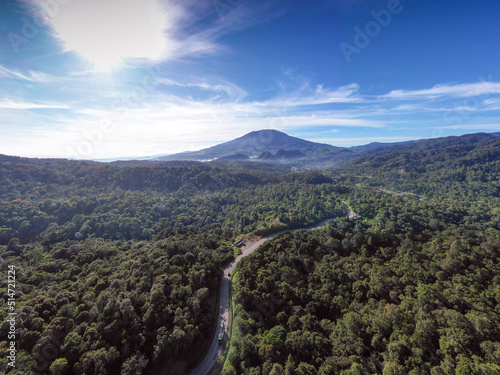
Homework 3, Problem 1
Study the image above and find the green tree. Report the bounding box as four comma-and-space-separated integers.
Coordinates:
49, 358, 68, 375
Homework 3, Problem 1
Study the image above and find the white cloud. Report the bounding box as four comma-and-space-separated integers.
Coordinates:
22, 0, 283, 70
4, 57, 500, 159
0, 99, 68, 110
0, 65, 55, 83
157, 77, 247, 101
255, 83, 361, 108
384, 81, 500, 99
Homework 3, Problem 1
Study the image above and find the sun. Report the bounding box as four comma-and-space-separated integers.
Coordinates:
46, 0, 167, 71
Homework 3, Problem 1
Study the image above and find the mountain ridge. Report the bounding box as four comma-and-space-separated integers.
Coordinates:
154, 130, 500, 169
155, 129, 342, 162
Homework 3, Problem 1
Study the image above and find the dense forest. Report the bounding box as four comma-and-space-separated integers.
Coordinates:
224, 134, 500, 375
337, 133, 500, 200
0, 157, 346, 374
227, 193, 500, 374
1, 133, 500, 375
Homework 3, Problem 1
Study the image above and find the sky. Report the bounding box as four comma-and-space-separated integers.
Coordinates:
1, 0, 500, 160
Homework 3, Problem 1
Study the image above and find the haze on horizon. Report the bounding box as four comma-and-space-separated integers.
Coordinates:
1, 0, 500, 160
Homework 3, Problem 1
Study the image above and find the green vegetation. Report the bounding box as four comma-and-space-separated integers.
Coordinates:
0, 133, 499, 374
0, 157, 345, 374
228, 194, 500, 374
338, 133, 500, 201
224, 135, 500, 375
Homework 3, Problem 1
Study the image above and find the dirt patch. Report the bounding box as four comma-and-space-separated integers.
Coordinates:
239, 235, 261, 250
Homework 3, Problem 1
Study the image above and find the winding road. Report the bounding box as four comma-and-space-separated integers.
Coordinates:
189, 216, 339, 375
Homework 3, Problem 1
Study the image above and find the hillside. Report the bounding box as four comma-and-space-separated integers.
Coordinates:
338, 132, 500, 199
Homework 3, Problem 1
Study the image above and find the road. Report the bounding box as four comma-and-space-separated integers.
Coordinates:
189, 216, 338, 375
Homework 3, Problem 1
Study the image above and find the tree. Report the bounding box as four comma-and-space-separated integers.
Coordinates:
121, 353, 149, 375
296, 362, 317, 375
50, 358, 68, 375
285, 354, 296, 375
270, 363, 285, 375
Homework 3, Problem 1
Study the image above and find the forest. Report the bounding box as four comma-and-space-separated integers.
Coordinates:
0, 133, 499, 375
223, 134, 500, 375
226, 192, 500, 374
0, 157, 346, 374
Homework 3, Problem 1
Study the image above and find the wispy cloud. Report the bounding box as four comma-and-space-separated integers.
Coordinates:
157, 77, 247, 101
3, 52, 500, 158
0, 65, 55, 83
0, 99, 69, 110
260, 83, 361, 107
384, 81, 500, 99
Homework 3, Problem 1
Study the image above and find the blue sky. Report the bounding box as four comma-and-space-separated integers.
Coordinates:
1, 0, 500, 159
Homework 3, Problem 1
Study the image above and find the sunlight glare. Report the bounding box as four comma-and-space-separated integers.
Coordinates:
47, 0, 167, 70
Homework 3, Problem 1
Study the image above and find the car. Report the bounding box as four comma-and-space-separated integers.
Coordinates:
218, 325, 225, 344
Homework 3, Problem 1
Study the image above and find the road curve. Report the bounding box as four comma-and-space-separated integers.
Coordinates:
189, 217, 338, 375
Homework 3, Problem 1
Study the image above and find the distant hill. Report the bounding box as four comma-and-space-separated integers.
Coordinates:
341, 132, 500, 181
359, 132, 498, 158
348, 140, 417, 153
155, 129, 343, 162
337, 132, 500, 200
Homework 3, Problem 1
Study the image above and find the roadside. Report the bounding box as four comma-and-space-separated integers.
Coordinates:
219, 216, 341, 374
191, 215, 344, 375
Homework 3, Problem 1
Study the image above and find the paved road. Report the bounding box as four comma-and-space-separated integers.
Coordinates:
189, 217, 338, 375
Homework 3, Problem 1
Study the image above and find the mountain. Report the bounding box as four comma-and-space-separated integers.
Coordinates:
149, 130, 500, 170
348, 132, 500, 157
256, 149, 306, 161
155, 129, 343, 162
216, 153, 250, 161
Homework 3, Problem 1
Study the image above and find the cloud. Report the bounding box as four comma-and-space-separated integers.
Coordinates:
156, 77, 247, 101
384, 80, 500, 99
0, 65, 55, 83
3, 49, 500, 159
0, 99, 69, 109
21, 0, 284, 69
257, 83, 361, 107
